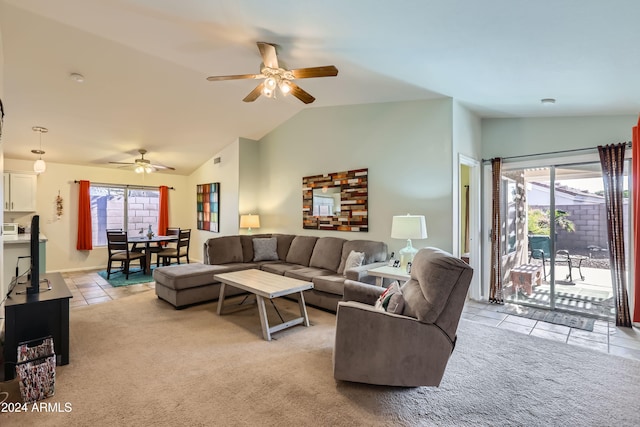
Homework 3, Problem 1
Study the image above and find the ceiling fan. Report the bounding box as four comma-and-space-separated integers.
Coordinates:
109, 149, 175, 173
206, 42, 338, 104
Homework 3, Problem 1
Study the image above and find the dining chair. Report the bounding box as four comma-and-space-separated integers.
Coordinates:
106, 231, 146, 279
158, 229, 191, 266
153, 227, 181, 266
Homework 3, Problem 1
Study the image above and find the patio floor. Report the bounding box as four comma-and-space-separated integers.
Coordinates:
506, 265, 615, 319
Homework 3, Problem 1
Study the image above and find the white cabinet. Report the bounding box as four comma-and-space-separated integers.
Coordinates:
3, 172, 37, 212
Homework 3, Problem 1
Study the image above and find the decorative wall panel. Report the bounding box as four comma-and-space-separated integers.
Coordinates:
197, 182, 220, 232
302, 168, 368, 232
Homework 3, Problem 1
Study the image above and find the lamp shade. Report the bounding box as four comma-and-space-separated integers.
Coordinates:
240, 214, 260, 229
391, 214, 427, 240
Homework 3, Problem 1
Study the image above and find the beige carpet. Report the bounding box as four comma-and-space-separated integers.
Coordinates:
2, 291, 640, 426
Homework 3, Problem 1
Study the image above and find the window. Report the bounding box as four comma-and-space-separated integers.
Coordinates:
90, 185, 160, 246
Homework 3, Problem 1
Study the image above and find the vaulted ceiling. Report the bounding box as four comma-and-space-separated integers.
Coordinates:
1, 0, 639, 174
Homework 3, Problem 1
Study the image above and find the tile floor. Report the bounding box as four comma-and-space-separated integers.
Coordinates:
462, 300, 640, 361
63, 269, 640, 362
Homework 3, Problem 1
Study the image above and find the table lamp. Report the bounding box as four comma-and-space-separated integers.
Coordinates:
391, 214, 428, 269
240, 214, 260, 235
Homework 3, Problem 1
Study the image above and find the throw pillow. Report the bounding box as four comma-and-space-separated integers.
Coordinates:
342, 250, 365, 277
374, 281, 405, 314
252, 237, 279, 262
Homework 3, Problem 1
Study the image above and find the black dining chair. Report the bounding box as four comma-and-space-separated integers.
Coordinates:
153, 227, 180, 267
106, 231, 146, 279
158, 229, 191, 266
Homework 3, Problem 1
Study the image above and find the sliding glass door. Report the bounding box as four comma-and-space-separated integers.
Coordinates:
500, 160, 626, 320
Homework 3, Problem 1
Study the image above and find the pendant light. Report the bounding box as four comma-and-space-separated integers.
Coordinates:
32, 126, 48, 174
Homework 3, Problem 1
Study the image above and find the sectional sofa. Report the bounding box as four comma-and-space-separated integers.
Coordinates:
153, 234, 388, 312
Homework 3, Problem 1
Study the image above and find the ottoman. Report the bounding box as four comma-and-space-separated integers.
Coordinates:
154, 263, 246, 309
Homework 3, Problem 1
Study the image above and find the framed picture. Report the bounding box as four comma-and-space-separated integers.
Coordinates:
197, 182, 220, 232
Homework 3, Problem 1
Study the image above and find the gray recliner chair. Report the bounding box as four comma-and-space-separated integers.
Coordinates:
333, 247, 473, 387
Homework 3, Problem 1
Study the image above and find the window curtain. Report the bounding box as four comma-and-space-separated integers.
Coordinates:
632, 117, 640, 323
158, 185, 169, 236
489, 158, 503, 303
598, 143, 631, 327
76, 180, 92, 250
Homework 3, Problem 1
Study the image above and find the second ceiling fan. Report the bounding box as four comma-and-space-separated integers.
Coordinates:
206, 42, 338, 104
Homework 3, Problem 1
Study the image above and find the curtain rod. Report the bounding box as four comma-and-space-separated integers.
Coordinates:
73, 180, 175, 190
481, 141, 632, 164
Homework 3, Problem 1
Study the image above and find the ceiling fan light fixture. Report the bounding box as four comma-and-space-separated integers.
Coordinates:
261, 86, 274, 98
135, 165, 145, 174
279, 79, 292, 95
31, 126, 48, 174
264, 77, 277, 90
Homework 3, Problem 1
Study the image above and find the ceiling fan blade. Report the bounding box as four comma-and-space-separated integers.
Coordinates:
290, 66, 339, 79
288, 82, 315, 104
150, 164, 176, 171
257, 42, 279, 68
109, 161, 135, 165
243, 82, 265, 102
206, 73, 261, 81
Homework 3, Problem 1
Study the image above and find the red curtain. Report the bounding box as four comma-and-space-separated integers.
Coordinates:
633, 117, 640, 323
76, 180, 92, 250
158, 185, 169, 236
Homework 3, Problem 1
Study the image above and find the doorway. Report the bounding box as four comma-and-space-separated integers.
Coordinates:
497, 160, 629, 320
458, 154, 481, 300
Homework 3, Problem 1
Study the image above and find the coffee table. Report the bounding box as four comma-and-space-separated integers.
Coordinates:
214, 269, 313, 341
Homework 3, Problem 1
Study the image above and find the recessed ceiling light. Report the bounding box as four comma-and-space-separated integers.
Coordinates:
541, 98, 556, 105
69, 72, 85, 83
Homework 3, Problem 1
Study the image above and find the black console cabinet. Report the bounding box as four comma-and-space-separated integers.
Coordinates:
3, 273, 72, 380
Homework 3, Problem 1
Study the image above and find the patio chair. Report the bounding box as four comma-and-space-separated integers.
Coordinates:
528, 235, 582, 282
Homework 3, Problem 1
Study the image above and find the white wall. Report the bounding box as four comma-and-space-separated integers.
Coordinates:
3, 158, 189, 271
238, 137, 261, 220
257, 98, 456, 255
0, 9, 6, 307
187, 139, 241, 262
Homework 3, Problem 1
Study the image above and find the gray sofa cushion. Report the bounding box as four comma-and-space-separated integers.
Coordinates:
285, 236, 318, 266
284, 267, 334, 282
337, 240, 388, 274
401, 247, 470, 324
273, 234, 296, 261
312, 274, 349, 296
154, 263, 253, 291
252, 237, 279, 261
261, 262, 305, 276
206, 236, 243, 264
309, 237, 346, 271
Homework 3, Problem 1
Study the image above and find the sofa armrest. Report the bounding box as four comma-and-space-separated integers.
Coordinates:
333, 301, 454, 387
344, 261, 389, 284
343, 280, 383, 305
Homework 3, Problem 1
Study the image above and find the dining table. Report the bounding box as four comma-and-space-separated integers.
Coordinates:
127, 234, 180, 272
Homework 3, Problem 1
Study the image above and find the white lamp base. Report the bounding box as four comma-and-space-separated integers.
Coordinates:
398, 239, 418, 269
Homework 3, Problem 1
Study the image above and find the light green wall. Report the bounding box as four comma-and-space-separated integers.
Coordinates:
482, 115, 636, 159
257, 98, 457, 254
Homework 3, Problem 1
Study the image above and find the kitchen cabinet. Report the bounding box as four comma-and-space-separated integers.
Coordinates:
3, 172, 37, 212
